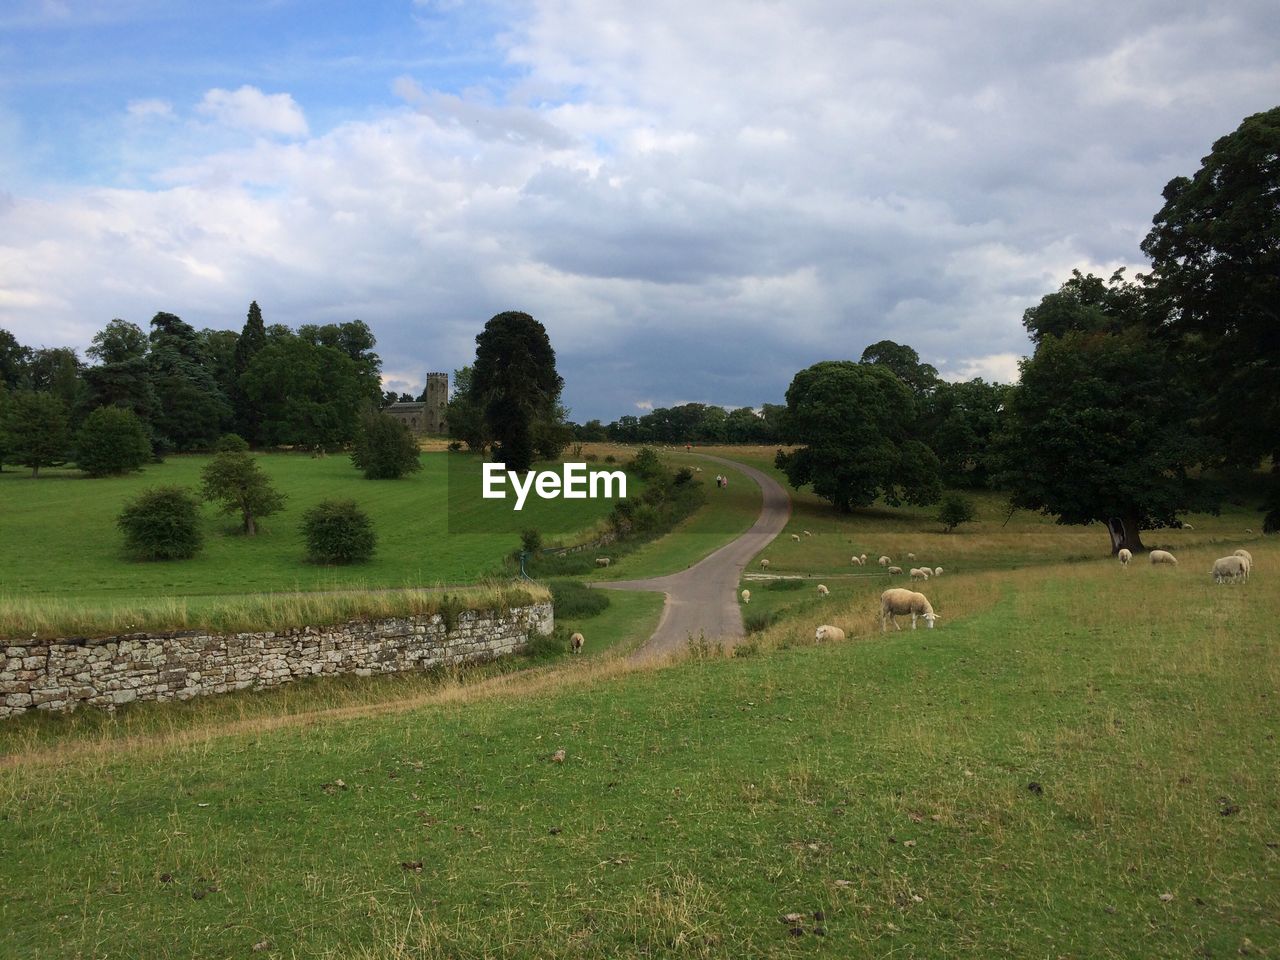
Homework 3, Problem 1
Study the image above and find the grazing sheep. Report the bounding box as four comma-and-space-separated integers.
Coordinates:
570, 632, 585, 654
814, 624, 846, 643
1211, 556, 1247, 584
851, 555, 860, 565
803, 530, 813, 537
880, 588, 939, 631
1182, 522, 1194, 530
1150, 550, 1178, 565
740, 589, 751, 604
860, 553, 868, 564
887, 566, 904, 575
791, 533, 801, 542
907, 552, 916, 561
817, 584, 829, 597
933, 567, 943, 577
910, 567, 930, 581
1245, 528, 1253, 534
595, 557, 611, 567
760, 558, 770, 569
878, 556, 891, 566
1233, 549, 1253, 580
1118, 548, 1132, 566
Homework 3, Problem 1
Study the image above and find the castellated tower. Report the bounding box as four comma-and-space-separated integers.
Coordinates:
424, 372, 448, 435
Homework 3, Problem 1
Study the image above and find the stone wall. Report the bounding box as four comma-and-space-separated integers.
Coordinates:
0, 601, 553, 719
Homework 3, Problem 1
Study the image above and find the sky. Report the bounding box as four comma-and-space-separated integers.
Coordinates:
1, 0, 1277, 420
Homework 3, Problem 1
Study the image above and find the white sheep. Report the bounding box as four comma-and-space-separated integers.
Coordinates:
1245, 528, 1253, 534
933, 567, 943, 577
740, 589, 751, 604
1118, 548, 1132, 566
1150, 550, 1178, 565
1182, 522, 1194, 530
878, 556, 891, 566
803, 530, 813, 537
595, 557, 611, 567
814, 624, 845, 643
880, 588, 939, 631
907, 552, 916, 561
1233, 549, 1253, 580
816, 584, 829, 597
1211, 556, 1247, 584
850, 555, 860, 565
791, 533, 801, 542
909, 567, 929, 582
860, 553, 868, 564
570, 632, 585, 654
760, 558, 770, 569
887, 566, 904, 575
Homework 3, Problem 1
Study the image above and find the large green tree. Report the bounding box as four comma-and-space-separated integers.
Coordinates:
148, 312, 230, 451
0, 330, 32, 389
919, 378, 1010, 488
74, 406, 152, 477
232, 301, 268, 443
2, 391, 71, 477
1140, 105, 1280, 530
860, 340, 941, 398
84, 319, 158, 427
200, 450, 287, 535
351, 410, 422, 479
470, 312, 565, 473
998, 276, 1213, 553
775, 361, 941, 512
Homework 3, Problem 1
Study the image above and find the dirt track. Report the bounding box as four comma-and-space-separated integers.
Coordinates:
594, 454, 791, 659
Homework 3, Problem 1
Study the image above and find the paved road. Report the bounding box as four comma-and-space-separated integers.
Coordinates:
594, 454, 792, 659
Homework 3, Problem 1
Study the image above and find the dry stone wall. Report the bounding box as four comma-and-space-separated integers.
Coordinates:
0, 602, 553, 719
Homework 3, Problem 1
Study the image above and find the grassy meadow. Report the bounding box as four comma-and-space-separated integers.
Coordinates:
2, 536, 1275, 957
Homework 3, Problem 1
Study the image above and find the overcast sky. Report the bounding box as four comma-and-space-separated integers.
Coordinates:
1, 1, 1276, 420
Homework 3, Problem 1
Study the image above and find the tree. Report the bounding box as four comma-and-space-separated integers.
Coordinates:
148, 312, 230, 451
232, 301, 267, 443
117, 486, 204, 560
75, 406, 151, 477
3, 391, 70, 477
937, 493, 976, 533
1021, 269, 1143, 344
0, 329, 32, 389
301, 499, 376, 564
84, 319, 158, 427
25, 347, 85, 413
775, 361, 942, 512
996, 327, 1212, 554
351, 410, 423, 479
1140, 106, 1280, 530
860, 340, 940, 397
470, 312, 564, 472
200, 450, 287, 535
919, 378, 1009, 488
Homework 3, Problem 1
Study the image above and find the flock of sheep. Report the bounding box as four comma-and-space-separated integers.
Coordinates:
1117, 546, 1255, 584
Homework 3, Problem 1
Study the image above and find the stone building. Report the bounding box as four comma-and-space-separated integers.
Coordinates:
386, 372, 448, 436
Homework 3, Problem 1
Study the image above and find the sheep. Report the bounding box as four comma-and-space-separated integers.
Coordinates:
850, 555, 860, 565
887, 566, 904, 575
1233, 549, 1253, 580
803, 530, 813, 537
740, 589, 751, 604
1150, 550, 1178, 565
1118, 548, 1132, 567
760, 558, 770, 569
791, 533, 801, 542
1245, 528, 1253, 534
878, 556, 891, 566
909, 567, 929, 582
816, 584, 829, 597
570, 632, 585, 654
880, 588, 939, 631
814, 624, 845, 643
1182, 522, 1194, 530
907, 552, 916, 561
595, 557, 611, 567
860, 554, 868, 564
933, 567, 943, 577
1211, 556, 1247, 584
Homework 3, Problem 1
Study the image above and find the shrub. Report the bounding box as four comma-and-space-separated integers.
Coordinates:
302, 499, 376, 564
628, 446, 664, 481
520, 528, 543, 555
75, 406, 151, 477
4, 390, 69, 477
744, 609, 784, 634
201, 451, 287, 535
351, 411, 423, 480
117, 486, 204, 560
214, 433, 250, 453
548, 579, 610, 619
938, 493, 977, 533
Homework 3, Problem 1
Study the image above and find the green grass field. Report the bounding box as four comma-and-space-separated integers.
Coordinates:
0, 451, 626, 604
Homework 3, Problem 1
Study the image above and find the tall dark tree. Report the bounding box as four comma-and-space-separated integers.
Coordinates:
0, 330, 32, 389
919, 378, 1010, 488
299, 320, 382, 401
25, 347, 85, 413
84, 319, 158, 427
997, 278, 1214, 553
148, 312, 230, 451
470, 312, 564, 472
3, 391, 70, 477
351, 410, 422, 479
776, 361, 941, 512
231, 301, 268, 444
1140, 105, 1280, 530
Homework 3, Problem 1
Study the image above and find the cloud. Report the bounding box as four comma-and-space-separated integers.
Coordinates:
126, 98, 173, 121
196, 86, 309, 138
942, 353, 1023, 385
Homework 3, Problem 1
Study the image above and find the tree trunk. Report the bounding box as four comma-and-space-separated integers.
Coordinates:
1106, 514, 1146, 555
244, 510, 256, 536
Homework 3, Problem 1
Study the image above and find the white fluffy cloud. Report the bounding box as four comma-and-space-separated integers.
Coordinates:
195, 85, 309, 138
1, 2, 1277, 418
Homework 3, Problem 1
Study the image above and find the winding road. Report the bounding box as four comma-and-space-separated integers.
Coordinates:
594, 454, 792, 659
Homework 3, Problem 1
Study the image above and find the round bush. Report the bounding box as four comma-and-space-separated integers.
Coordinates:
301, 499, 377, 564
75, 406, 151, 477
214, 433, 250, 453
117, 486, 203, 560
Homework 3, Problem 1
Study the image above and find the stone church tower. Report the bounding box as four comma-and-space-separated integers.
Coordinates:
385, 371, 449, 437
